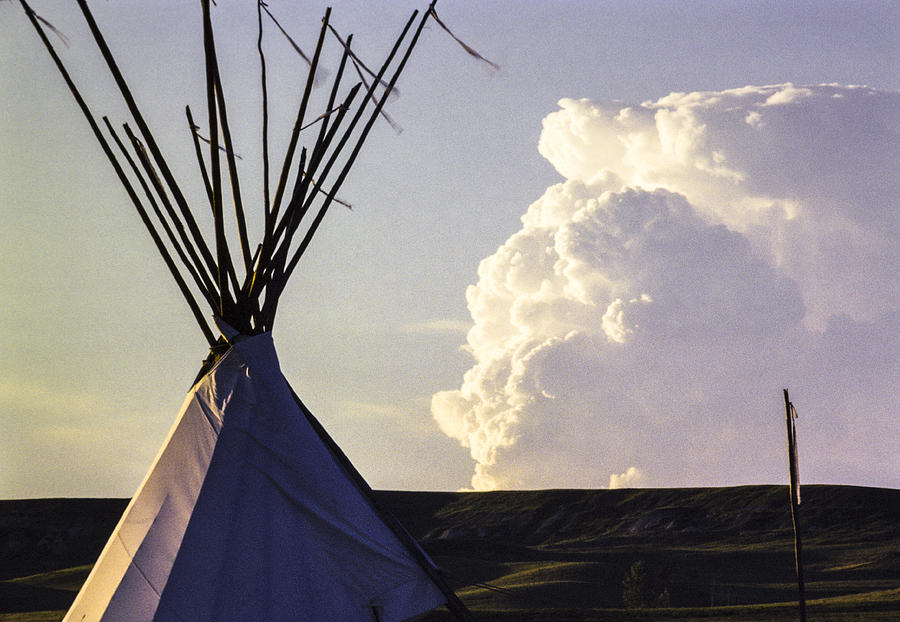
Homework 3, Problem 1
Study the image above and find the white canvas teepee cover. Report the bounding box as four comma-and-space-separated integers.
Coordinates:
64, 333, 446, 622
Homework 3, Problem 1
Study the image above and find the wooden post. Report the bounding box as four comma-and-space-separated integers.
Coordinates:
783, 388, 807, 622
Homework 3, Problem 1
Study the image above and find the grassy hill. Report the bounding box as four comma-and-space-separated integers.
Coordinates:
1, 485, 898, 620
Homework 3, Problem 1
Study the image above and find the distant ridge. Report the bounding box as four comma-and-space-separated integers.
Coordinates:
381, 484, 900, 545
3, 485, 897, 578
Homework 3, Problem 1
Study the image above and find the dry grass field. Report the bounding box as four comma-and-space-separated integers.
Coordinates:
2, 485, 897, 620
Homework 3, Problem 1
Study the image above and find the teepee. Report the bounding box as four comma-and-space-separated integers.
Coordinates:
20, 0, 473, 619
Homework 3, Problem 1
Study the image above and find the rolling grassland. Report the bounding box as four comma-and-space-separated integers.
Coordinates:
2, 486, 897, 620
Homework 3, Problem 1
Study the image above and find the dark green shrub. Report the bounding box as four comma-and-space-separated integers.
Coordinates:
622, 560, 671, 608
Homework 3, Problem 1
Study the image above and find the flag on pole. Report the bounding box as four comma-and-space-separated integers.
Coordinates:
782, 389, 807, 621
789, 402, 801, 505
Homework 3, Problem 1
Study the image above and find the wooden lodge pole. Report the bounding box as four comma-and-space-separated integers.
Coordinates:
783, 388, 807, 622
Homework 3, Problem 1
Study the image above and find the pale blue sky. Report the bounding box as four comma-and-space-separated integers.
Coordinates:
2, 1, 898, 497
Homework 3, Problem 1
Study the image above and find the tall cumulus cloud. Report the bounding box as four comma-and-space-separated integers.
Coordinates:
432, 84, 899, 491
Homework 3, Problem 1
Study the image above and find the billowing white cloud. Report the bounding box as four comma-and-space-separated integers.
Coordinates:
433, 84, 899, 491
538, 84, 899, 328
608, 467, 645, 490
